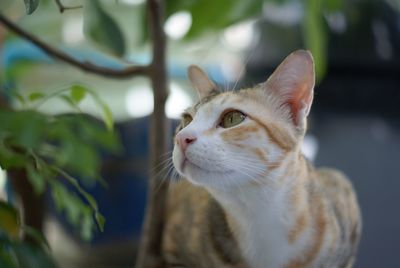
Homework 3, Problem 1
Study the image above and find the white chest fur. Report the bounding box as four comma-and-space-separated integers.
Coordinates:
209, 183, 311, 268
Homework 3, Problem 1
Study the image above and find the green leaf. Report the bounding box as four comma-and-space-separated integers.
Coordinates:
23, 0, 39, 15
28, 92, 45, 102
180, 0, 263, 39
70, 85, 87, 104
0, 139, 28, 169
324, 0, 344, 11
95, 212, 105, 231
87, 91, 114, 131
83, 1, 126, 56
22, 226, 50, 250
26, 164, 46, 195
11, 91, 26, 106
0, 201, 20, 239
12, 243, 56, 268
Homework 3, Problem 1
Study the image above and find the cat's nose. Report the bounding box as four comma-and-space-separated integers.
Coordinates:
176, 133, 197, 153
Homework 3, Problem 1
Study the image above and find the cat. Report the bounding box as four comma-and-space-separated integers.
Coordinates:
162, 50, 361, 268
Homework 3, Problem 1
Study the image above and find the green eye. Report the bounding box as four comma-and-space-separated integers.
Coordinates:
181, 114, 193, 128
220, 110, 246, 128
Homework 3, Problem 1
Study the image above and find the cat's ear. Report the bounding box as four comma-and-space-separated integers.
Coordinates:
188, 65, 216, 99
265, 50, 315, 127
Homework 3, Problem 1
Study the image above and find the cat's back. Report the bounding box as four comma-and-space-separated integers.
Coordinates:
163, 180, 246, 268
313, 167, 362, 267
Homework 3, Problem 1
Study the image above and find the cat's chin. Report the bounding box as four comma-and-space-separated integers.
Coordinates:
182, 162, 252, 191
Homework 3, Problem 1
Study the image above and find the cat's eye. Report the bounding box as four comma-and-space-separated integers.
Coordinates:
181, 114, 193, 128
220, 110, 246, 128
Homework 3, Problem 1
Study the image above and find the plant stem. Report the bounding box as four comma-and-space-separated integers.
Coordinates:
135, 0, 169, 267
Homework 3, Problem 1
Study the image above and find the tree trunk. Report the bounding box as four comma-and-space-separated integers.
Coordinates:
135, 0, 169, 267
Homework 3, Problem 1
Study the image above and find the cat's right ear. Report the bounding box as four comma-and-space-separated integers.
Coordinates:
188, 65, 216, 99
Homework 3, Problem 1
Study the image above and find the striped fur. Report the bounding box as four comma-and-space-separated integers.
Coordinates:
163, 51, 361, 268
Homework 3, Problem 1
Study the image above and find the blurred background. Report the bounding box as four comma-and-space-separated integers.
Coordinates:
0, 0, 399, 267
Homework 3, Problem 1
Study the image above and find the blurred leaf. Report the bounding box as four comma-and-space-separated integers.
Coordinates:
83, 1, 126, 56
0, 110, 46, 150
324, 0, 344, 11
95, 212, 105, 231
0, 252, 17, 268
28, 92, 45, 102
26, 164, 46, 195
303, 0, 327, 82
87, 91, 114, 131
0, 139, 28, 169
70, 85, 87, 104
50, 180, 98, 241
168, 0, 263, 39
12, 243, 56, 268
59, 95, 80, 111
22, 226, 50, 250
23, 0, 39, 15
11, 91, 26, 106
0, 201, 20, 239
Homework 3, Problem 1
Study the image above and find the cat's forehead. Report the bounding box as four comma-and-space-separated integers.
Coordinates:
186, 87, 263, 116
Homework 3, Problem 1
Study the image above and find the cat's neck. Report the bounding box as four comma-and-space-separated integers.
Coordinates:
207, 152, 312, 268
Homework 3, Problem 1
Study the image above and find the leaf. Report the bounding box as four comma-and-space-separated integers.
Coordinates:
22, 226, 50, 250
324, 0, 344, 11
12, 243, 57, 268
0, 201, 20, 239
87, 91, 114, 131
70, 85, 87, 104
28, 92, 45, 102
26, 164, 46, 195
181, 0, 263, 39
11, 91, 26, 106
95, 212, 105, 231
83, 1, 126, 57
23, 0, 39, 15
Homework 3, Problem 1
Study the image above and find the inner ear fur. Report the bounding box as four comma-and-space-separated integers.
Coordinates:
265, 50, 315, 127
188, 65, 216, 99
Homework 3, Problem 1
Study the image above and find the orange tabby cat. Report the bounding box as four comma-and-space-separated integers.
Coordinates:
162, 50, 361, 268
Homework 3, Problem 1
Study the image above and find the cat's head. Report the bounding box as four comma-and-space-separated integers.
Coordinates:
172, 50, 315, 190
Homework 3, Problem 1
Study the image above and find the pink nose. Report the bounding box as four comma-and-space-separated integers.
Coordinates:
177, 133, 197, 152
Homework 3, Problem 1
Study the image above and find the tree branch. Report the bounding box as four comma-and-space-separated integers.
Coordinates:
135, 0, 169, 267
54, 0, 83, 13
0, 12, 149, 79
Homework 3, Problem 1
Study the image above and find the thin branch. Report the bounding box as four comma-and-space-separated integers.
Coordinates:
54, 0, 83, 13
0, 12, 149, 79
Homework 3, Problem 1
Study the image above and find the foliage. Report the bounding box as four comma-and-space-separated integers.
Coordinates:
0, 84, 121, 241
0, 201, 56, 268
83, 1, 126, 57
18, 0, 349, 80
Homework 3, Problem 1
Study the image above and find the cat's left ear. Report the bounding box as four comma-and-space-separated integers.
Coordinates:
265, 50, 315, 128
188, 65, 216, 99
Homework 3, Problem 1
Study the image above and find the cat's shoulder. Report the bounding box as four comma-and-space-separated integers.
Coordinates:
313, 167, 355, 195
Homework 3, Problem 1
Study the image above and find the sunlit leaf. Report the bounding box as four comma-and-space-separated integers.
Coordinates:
23, 0, 39, 15
0, 201, 20, 239
70, 85, 87, 104
28, 92, 45, 102
83, 1, 126, 56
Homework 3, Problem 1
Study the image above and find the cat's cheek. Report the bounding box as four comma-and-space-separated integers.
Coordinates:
172, 146, 186, 176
